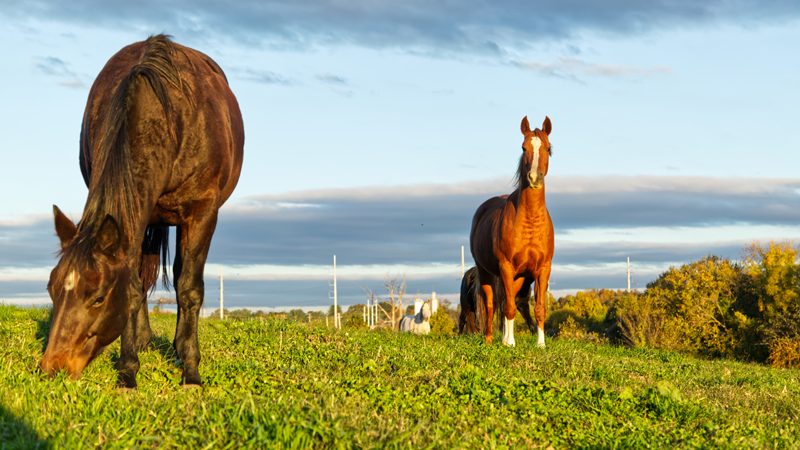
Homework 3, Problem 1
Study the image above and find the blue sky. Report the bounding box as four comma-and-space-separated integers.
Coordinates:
1, 1, 799, 308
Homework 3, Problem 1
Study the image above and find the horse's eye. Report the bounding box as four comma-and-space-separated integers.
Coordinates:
92, 296, 105, 306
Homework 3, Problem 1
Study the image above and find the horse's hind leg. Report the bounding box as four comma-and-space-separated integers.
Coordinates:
515, 280, 536, 336
173, 207, 218, 386
134, 226, 168, 351
477, 267, 495, 344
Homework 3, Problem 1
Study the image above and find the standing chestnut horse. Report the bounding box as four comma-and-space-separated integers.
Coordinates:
40, 35, 244, 388
469, 116, 554, 347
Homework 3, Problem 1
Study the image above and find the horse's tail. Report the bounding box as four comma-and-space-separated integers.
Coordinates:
140, 225, 170, 294
459, 267, 479, 334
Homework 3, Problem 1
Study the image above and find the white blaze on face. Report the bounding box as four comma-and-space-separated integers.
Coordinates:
64, 271, 77, 292
502, 317, 516, 347
530, 136, 542, 180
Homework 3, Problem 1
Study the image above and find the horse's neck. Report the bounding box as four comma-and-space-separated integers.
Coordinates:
513, 185, 547, 219
81, 167, 162, 258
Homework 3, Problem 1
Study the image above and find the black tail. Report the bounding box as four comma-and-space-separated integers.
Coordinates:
140, 225, 170, 294
458, 267, 479, 334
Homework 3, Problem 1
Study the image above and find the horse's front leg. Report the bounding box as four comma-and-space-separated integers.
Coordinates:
117, 275, 146, 389
534, 266, 552, 348
499, 265, 524, 347
173, 209, 218, 386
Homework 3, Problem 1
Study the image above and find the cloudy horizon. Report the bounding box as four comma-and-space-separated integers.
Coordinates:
2, 175, 798, 308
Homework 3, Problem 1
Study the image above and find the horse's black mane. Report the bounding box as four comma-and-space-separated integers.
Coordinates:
79, 34, 180, 236
65, 35, 181, 267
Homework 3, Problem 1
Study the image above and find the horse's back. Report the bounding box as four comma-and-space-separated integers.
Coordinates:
80, 36, 244, 212
470, 195, 507, 272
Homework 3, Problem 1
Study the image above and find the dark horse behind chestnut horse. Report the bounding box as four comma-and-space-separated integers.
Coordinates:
40, 35, 244, 388
458, 266, 533, 336
469, 116, 554, 347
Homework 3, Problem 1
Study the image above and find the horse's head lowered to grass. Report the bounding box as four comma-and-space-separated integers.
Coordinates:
40, 207, 132, 378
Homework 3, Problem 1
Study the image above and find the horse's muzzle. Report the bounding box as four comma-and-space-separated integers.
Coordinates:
40, 353, 86, 379
528, 171, 545, 189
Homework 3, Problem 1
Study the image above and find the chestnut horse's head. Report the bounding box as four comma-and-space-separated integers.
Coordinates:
40, 206, 132, 378
518, 115, 553, 190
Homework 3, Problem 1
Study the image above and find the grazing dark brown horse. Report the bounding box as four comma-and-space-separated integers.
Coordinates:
458, 266, 533, 336
40, 35, 244, 388
469, 116, 554, 347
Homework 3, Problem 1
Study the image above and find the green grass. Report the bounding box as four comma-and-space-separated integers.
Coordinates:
1, 305, 799, 449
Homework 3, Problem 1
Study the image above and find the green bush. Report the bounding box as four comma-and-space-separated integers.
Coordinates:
345, 315, 367, 329
554, 243, 799, 367
557, 316, 608, 344
767, 338, 800, 368
641, 256, 742, 356
430, 307, 456, 336
613, 293, 681, 350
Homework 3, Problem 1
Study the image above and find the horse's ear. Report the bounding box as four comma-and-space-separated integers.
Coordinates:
542, 116, 552, 135
520, 116, 531, 135
96, 215, 121, 256
53, 205, 77, 249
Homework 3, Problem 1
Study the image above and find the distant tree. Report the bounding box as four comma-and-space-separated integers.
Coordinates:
385, 277, 407, 328
345, 315, 367, 329
327, 305, 343, 316
287, 309, 307, 323
740, 242, 800, 365
642, 256, 742, 356
226, 308, 255, 320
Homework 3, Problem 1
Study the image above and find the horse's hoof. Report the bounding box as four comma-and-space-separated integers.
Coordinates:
182, 383, 203, 390
536, 342, 546, 349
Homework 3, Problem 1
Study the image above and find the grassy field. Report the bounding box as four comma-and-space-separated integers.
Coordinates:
1, 305, 799, 449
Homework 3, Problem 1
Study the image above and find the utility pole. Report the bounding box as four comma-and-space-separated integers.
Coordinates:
219, 270, 224, 320
461, 245, 465, 277
333, 255, 339, 329
626, 257, 631, 292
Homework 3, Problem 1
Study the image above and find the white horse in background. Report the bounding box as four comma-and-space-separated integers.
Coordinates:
399, 302, 431, 334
